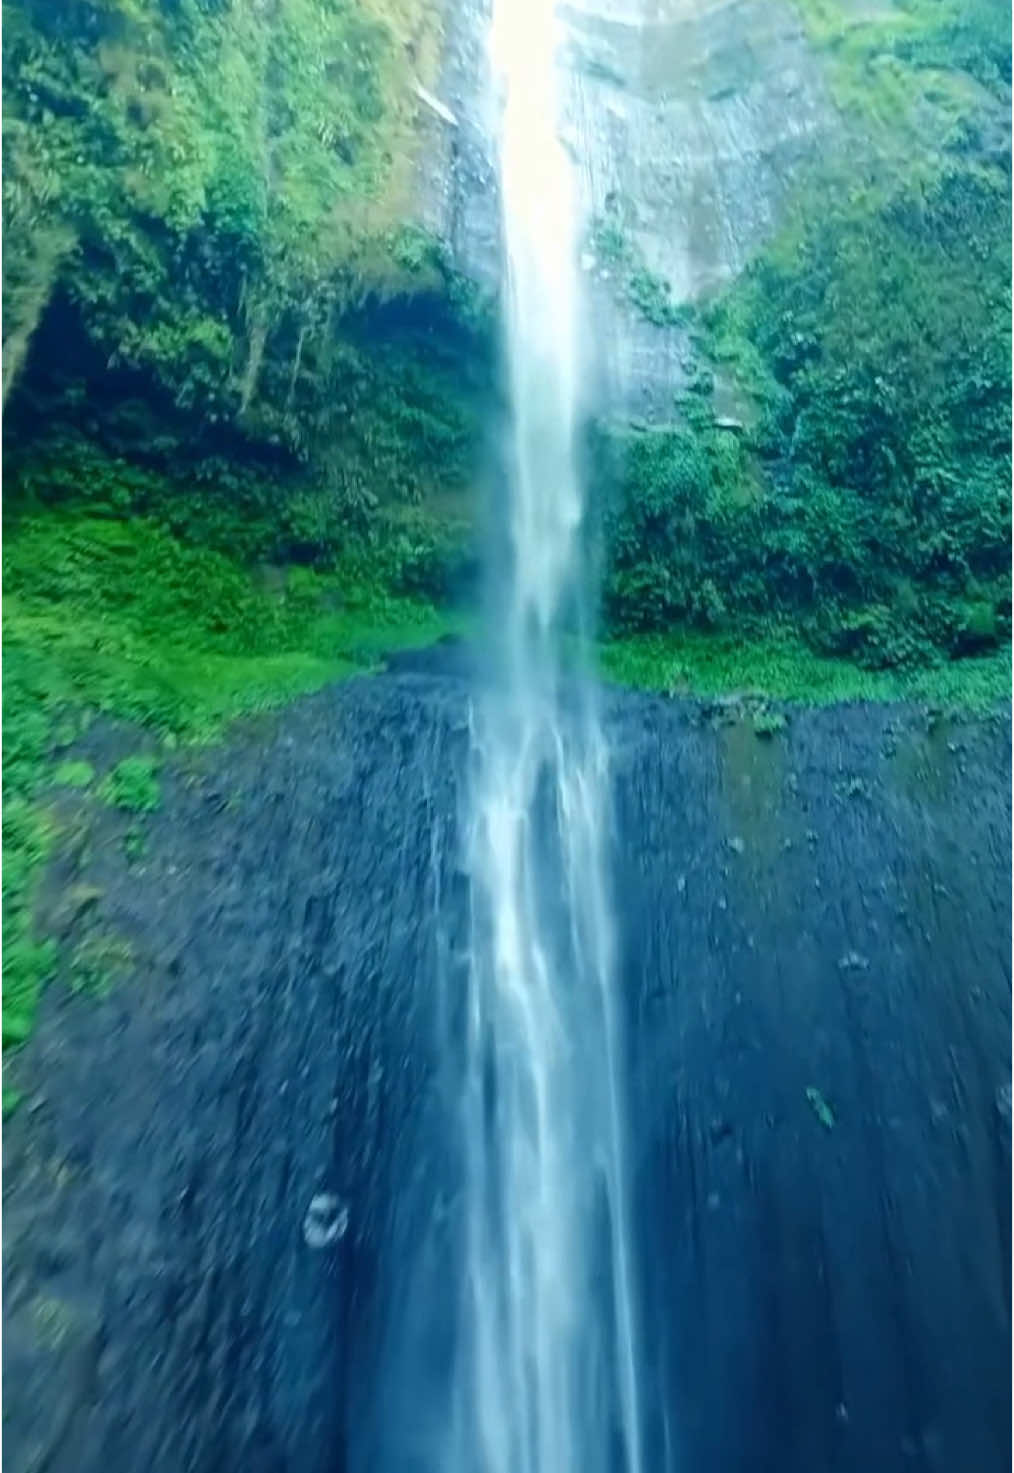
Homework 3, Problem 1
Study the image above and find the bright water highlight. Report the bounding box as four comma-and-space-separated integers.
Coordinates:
452, 0, 645, 1468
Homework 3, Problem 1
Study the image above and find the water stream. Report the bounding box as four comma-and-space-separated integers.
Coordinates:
450, 0, 645, 1467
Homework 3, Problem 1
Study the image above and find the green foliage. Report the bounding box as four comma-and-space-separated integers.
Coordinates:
626, 265, 687, 328
2, 0, 489, 445
587, 203, 689, 327
2, 799, 57, 1048
0, 0, 475, 1067
101, 756, 161, 813
598, 155, 1011, 669
52, 759, 95, 788
2, 477, 465, 1051
599, 628, 1010, 709
591, 0, 1011, 671
8, 268, 490, 561
3, 493, 464, 739
752, 707, 787, 737
790, 0, 1011, 136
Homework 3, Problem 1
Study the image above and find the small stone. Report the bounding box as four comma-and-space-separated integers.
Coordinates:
303, 1193, 349, 1250
805, 1086, 835, 1130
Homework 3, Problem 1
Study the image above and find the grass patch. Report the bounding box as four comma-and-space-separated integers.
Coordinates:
599, 628, 1011, 710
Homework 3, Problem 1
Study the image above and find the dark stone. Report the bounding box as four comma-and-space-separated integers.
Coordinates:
2, 677, 1010, 1473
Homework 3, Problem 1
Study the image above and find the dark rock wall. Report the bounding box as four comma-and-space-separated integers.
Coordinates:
2, 679, 471, 1473
3, 677, 1010, 1473
612, 696, 1011, 1473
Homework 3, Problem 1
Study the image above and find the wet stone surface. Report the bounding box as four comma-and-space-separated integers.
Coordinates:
3, 673, 1010, 1473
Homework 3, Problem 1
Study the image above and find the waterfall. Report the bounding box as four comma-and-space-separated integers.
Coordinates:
448, 0, 645, 1468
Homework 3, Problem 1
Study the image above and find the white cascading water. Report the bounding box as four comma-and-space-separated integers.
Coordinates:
451, 0, 644, 1468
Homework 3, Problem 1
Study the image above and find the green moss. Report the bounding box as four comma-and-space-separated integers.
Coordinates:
752, 707, 788, 738
69, 934, 134, 998
2, 799, 57, 1048
626, 265, 687, 328
586, 206, 690, 328
52, 760, 95, 788
101, 757, 161, 814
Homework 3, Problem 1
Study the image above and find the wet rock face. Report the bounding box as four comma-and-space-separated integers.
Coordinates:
418, 0, 839, 416
2, 678, 473, 1473
413, 0, 501, 295
563, 0, 834, 295
612, 697, 1012, 1473
563, 0, 837, 417
3, 677, 1011, 1473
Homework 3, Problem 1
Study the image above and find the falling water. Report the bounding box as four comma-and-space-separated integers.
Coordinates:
451, 0, 644, 1467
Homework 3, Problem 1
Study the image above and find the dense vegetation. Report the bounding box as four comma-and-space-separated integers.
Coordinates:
597, 162, 1012, 669
2, 0, 1011, 1056
598, 0, 1011, 671
2, 0, 493, 1054
3, 0, 494, 571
